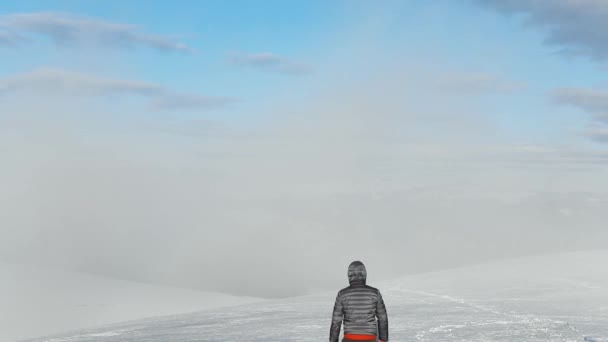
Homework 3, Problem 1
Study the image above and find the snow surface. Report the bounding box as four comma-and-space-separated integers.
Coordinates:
22, 250, 608, 342
0, 262, 259, 342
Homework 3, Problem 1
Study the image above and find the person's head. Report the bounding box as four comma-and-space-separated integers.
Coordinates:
347, 260, 367, 285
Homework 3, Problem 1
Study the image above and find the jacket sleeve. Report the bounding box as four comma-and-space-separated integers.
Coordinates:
376, 290, 389, 341
329, 291, 343, 342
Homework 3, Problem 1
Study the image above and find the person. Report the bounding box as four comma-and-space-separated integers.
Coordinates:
329, 260, 389, 342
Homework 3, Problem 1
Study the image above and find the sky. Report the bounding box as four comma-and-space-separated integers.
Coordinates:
1, 0, 608, 299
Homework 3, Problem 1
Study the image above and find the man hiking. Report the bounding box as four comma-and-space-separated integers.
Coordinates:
329, 260, 389, 342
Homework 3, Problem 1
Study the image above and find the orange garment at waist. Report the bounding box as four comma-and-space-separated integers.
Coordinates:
344, 333, 377, 340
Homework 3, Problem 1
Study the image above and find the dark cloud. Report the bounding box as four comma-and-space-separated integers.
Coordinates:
227, 52, 312, 74
0, 12, 193, 53
477, 1, 608, 144
476, 0, 608, 61
0, 68, 232, 111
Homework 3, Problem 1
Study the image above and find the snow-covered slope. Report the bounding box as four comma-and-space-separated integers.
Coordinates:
0, 262, 259, 342
23, 250, 608, 342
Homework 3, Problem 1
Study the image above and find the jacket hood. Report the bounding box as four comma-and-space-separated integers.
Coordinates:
347, 261, 367, 285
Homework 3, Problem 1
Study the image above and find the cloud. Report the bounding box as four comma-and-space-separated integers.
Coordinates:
0, 68, 233, 111
552, 87, 608, 143
0, 29, 27, 47
2, 7, 607, 302
503, 143, 608, 164
0, 68, 162, 95
437, 72, 526, 93
585, 126, 608, 143
152, 93, 237, 110
3, 63, 608, 301
476, 0, 608, 61
0, 12, 193, 53
589, 130, 608, 143
553, 87, 608, 123
476, 1, 608, 142
227, 52, 312, 74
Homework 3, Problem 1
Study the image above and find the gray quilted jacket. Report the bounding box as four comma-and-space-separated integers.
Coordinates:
329, 261, 389, 342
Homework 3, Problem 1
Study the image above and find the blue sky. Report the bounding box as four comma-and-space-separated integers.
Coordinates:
2, 1, 608, 297
1, 0, 605, 144
0, 1, 342, 111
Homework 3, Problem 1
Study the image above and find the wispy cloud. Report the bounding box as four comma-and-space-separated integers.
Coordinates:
586, 127, 608, 143
0, 29, 27, 47
0, 12, 193, 53
152, 92, 237, 111
552, 87, 608, 143
476, 0, 608, 61
227, 52, 312, 74
0, 68, 234, 111
553, 87, 608, 123
490, 143, 608, 164
0, 68, 162, 95
437, 72, 526, 93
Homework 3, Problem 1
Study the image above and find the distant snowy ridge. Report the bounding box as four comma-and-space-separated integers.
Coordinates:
22, 250, 608, 342
0, 262, 260, 342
